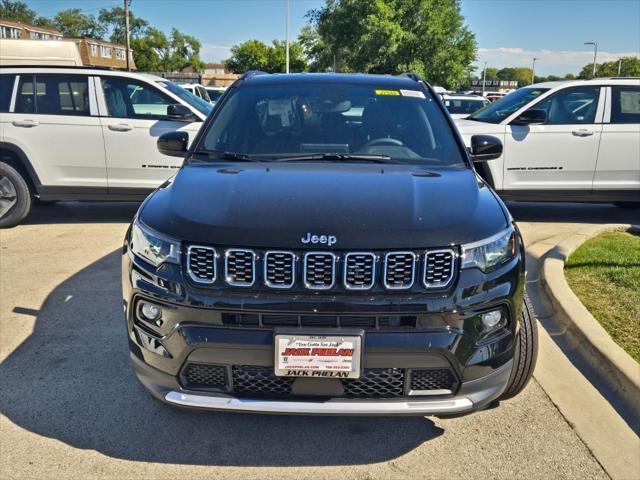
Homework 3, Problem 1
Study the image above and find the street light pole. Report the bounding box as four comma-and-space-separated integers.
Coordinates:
285, 0, 290, 74
482, 61, 487, 96
124, 0, 131, 71
618, 58, 622, 76
531, 57, 538, 84
584, 41, 598, 78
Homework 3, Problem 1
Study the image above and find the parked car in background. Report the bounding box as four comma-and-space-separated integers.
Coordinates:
205, 85, 226, 104
178, 83, 212, 103
455, 78, 640, 207
483, 91, 507, 102
0, 66, 212, 227
442, 94, 489, 119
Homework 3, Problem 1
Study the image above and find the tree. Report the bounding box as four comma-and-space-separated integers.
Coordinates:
496, 66, 532, 86
0, 0, 54, 27
131, 27, 205, 72
580, 56, 640, 78
302, 0, 476, 89
224, 39, 307, 73
53, 8, 106, 38
98, 6, 148, 44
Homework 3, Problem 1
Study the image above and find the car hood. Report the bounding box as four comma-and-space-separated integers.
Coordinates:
453, 119, 506, 144
140, 162, 508, 249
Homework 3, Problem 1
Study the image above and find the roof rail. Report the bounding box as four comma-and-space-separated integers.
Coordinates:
398, 72, 422, 82
240, 70, 269, 80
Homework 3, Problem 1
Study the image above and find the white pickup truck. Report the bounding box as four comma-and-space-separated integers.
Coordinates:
455, 78, 640, 207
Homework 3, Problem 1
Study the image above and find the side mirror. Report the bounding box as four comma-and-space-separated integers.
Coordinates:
157, 131, 189, 157
470, 135, 503, 162
167, 103, 197, 122
512, 108, 546, 125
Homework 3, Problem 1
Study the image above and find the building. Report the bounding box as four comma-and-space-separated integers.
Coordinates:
202, 63, 238, 87
0, 18, 63, 41
68, 37, 135, 70
469, 79, 519, 92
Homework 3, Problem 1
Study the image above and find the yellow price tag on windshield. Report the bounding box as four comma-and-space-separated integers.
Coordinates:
375, 89, 400, 96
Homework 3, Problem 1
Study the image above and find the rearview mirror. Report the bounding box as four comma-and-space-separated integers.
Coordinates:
157, 131, 189, 157
167, 104, 197, 122
470, 135, 503, 162
512, 108, 546, 125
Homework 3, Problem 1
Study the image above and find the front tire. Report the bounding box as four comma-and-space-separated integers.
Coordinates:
0, 162, 32, 228
500, 294, 538, 400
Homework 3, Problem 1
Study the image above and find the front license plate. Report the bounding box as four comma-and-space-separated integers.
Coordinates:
274, 334, 362, 379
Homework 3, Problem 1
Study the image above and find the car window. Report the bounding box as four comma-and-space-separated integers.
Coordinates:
531, 87, 600, 125
102, 77, 174, 119
0, 74, 15, 112
157, 80, 212, 116
16, 74, 89, 116
611, 86, 640, 124
199, 84, 466, 167
444, 98, 487, 114
468, 87, 549, 123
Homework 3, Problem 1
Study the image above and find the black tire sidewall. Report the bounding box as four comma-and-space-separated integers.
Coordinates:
0, 162, 31, 228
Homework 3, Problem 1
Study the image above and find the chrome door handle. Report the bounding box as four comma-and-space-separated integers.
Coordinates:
572, 129, 594, 137
108, 123, 133, 132
12, 119, 39, 128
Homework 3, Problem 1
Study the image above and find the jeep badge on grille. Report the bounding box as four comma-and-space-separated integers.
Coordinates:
301, 232, 337, 246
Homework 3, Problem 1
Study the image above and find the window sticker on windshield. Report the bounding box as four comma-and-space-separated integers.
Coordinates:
400, 89, 425, 99
375, 89, 400, 96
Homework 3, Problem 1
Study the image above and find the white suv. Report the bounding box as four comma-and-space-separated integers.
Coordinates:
455, 78, 640, 207
0, 67, 212, 227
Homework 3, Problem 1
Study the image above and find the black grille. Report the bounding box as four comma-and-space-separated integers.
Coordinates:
225, 249, 255, 286
304, 253, 335, 289
231, 366, 405, 398
410, 368, 458, 392
182, 363, 228, 389
344, 253, 376, 289
219, 312, 417, 329
424, 250, 455, 288
187, 246, 216, 283
384, 252, 416, 289
344, 368, 404, 398
185, 245, 458, 291
264, 251, 295, 288
232, 365, 293, 396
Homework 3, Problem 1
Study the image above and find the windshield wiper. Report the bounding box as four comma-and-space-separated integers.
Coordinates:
270, 153, 396, 164
193, 150, 264, 162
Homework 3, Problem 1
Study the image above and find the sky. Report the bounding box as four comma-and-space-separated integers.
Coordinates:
25, 0, 640, 76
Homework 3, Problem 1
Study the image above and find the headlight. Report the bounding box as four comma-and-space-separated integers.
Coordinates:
461, 226, 516, 272
130, 218, 180, 267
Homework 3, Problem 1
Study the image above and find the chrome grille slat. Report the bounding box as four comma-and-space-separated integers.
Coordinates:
187, 245, 217, 284
225, 249, 256, 287
303, 252, 336, 290
343, 252, 376, 290
383, 252, 416, 290
264, 251, 295, 288
423, 249, 456, 288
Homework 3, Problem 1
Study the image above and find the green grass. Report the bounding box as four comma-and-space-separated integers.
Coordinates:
564, 231, 640, 363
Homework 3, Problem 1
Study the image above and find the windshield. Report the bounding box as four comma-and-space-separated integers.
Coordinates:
207, 89, 225, 101
198, 84, 466, 166
444, 98, 488, 115
157, 81, 212, 116
468, 87, 549, 123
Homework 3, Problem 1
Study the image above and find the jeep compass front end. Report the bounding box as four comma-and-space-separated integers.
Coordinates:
122, 72, 537, 415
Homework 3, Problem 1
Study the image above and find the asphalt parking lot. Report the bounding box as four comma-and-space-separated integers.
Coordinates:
1, 201, 638, 480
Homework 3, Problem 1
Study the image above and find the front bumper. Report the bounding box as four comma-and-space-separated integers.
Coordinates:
122, 232, 525, 416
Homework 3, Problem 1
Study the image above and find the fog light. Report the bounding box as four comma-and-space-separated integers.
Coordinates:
481, 309, 502, 329
140, 302, 161, 321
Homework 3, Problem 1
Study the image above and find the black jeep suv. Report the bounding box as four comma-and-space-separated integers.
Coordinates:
122, 72, 537, 415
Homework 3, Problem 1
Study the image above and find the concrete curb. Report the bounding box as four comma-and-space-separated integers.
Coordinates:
540, 223, 640, 419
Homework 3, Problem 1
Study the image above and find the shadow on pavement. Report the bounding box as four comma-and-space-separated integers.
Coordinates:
507, 202, 639, 224
0, 250, 442, 467
23, 202, 141, 225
